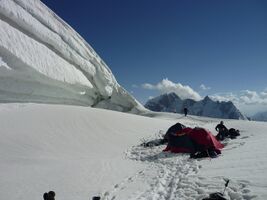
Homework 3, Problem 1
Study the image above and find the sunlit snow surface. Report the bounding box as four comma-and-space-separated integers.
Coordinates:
0, 1, 266, 199
1, 103, 266, 200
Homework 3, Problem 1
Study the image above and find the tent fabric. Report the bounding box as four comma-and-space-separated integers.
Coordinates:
166, 123, 186, 134
164, 123, 186, 140
163, 127, 224, 154
188, 128, 224, 150
166, 133, 196, 153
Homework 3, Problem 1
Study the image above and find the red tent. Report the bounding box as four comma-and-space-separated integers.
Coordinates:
164, 127, 224, 154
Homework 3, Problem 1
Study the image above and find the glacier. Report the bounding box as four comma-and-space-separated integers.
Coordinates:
0, 0, 143, 112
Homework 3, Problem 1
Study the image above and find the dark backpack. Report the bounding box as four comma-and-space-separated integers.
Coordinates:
164, 123, 186, 140
202, 192, 227, 200
190, 149, 218, 159
228, 128, 240, 139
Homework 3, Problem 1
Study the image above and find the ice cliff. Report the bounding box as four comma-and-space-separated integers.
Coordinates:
0, 0, 143, 112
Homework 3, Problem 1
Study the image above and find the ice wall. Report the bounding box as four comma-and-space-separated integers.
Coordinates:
0, 0, 143, 112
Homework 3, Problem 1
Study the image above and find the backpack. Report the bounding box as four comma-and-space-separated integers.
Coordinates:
190, 149, 218, 159
228, 128, 240, 139
202, 192, 227, 200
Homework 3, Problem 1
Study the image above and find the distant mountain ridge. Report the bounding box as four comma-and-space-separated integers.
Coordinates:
251, 111, 267, 122
145, 92, 247, 120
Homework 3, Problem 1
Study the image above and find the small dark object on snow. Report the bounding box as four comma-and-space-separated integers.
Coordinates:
143, 138, 167, 147
216, 128, 240, 141
190, 149, 219, 159
92, 196, 101, 200
222, 179, 230, 195
48, 191, 55, 200
228, 128, 240, 139
43, 193, 49, 200
202, 179, 230, 200
43, 191, 56, 200
202, 192, 227, 200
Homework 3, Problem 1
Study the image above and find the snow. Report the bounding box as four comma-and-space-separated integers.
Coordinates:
1, 0, 267, 199
0, 0, 141, 112
0, 56, 11, 70
1, 103, 267, 200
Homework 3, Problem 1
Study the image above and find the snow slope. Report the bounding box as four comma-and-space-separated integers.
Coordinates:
1, 103, 266, 200
0, 0, 142, 112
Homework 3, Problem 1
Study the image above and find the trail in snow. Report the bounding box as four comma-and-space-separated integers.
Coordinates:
126, 150, 200, 200
101, 119, 257, 200
110, 145, 257, 200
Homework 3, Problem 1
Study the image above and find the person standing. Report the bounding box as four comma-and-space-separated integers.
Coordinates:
183, 107, 188, 117
215, 121, 228, 140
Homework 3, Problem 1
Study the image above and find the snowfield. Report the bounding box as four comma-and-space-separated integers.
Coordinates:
1, 1, 266, 199
1, 103, 267, 200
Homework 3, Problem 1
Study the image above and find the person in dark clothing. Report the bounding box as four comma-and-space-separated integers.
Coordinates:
215, 121, 228, 141
183, 107, 188, 117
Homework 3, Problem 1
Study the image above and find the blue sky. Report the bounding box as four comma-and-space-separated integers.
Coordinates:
41, 0, 267, 115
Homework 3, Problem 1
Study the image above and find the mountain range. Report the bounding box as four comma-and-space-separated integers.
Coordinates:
251, 111, 267, 122
145, 92, 247, 120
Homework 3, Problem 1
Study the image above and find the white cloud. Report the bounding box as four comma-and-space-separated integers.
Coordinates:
260, 91, 267, 98
141, 78, 202, 100
210, 93, 238, 103
142, 83, 155, 90
131, 84, 138, 88
211, 90, 267, 105
239, 90, 267, 105
211, 90, 267, 115
200, 84, 211, 90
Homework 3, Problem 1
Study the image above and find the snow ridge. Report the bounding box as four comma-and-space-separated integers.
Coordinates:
0, 0, 142, 112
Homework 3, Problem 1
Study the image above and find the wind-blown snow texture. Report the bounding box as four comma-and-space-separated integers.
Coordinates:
0, 0, 142, 112
145, 93, 247, 120
0, 103, 266, 200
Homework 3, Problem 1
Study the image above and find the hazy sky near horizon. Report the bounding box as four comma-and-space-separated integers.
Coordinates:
41, 0, 267, 115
